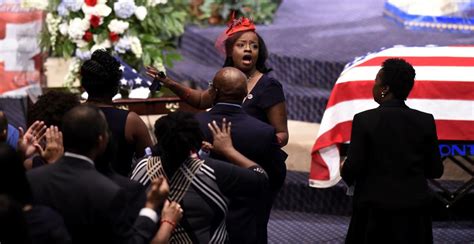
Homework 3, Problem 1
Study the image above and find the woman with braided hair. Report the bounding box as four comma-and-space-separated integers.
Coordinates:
81, 50, 152, 176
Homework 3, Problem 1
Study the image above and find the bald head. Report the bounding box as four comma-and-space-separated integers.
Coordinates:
213, 67, 248, 104
62, 105, 109, 156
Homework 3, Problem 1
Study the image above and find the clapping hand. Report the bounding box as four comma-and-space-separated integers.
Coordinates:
35, 126, 64, 164
18, 121, 47, 159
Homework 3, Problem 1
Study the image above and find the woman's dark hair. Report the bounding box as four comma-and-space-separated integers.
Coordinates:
27, 90, 80, 128
80, 49, 122, 99
223, 31, 272, 73
380, 58, 416, 100
0, 143, 33, 206
154, 112, 203, 176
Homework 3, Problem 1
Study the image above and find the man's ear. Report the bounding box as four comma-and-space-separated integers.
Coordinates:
96, 133, 109, 152
0, 129, 7, 142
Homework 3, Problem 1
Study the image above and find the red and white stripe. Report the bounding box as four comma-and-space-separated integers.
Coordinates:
310, 46, 474, 188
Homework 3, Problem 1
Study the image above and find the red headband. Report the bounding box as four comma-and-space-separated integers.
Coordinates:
215, 12, 256, 56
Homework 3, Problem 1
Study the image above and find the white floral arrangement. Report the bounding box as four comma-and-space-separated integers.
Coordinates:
34, 0, 187, 87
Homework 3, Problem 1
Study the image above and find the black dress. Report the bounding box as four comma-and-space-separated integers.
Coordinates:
100, 107, 135, 176
242, 74, 286, 124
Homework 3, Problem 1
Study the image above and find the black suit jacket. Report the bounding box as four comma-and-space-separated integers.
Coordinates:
195, 103, 286, 189
27, 156, 156, 244
341, 100, 443, 209
195, 103, 286, 244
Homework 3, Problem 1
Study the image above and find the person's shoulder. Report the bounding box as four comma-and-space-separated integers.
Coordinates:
239, 112, 274, 130
195, 111, 211, 122
203, 157, 230, 170
406, 108, 435, 121
26, 161, 57, 179
261, 74, 283, 87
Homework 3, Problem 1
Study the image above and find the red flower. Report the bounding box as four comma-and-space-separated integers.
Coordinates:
83, 31, 93, 42
90, 15, 101, 28
85, 0, 97, 7
109, 32, 119, 42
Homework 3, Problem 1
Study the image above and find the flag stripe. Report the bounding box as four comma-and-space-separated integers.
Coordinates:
357, 56, 474, 67
326, 81, 474, 108
337, 66, 474, 84
318, 99, 474, 139
373, 46, 474, 58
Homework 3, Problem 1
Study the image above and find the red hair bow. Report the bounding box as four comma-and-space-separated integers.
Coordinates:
215, 12, 256, 56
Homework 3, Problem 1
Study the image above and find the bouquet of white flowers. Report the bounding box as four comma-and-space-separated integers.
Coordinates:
36, 0, 188, 87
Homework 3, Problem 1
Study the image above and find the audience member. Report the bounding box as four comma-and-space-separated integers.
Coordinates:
0, 111, 8, 142
81, 49, 152, 176
195, 67, 286, 243
131, 111, 269, 243
27, 90, 81, 129
26, 105, 163, 244
95, 130, 147, 224
341, 58, 444, 244
0, 110, 20, 149
0, 143, 71, 244
0, 194, 31, 244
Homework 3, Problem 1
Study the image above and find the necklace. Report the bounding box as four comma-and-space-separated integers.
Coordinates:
246, 71, 258, 82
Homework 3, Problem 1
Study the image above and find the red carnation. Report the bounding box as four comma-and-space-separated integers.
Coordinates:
85, 0, 97, 7
90, 15, 101, 28
109, 32, 119, 42
83, 31, 93, 42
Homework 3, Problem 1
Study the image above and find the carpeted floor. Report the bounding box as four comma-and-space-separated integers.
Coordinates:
268, 210, 474, 243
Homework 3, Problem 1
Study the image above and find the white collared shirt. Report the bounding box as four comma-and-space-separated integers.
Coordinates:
64, 152, 94, 166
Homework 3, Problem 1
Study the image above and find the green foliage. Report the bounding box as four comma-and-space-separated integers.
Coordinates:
196, 0, 280, 25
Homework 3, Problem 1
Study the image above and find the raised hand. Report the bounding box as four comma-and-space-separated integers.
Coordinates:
18, 121, 47, 158
146, 66, 168, 84
207, 118, 233, 156
34, 126, 64, 164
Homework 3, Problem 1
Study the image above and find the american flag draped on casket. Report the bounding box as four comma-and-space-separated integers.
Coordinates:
309, 46, 474, 188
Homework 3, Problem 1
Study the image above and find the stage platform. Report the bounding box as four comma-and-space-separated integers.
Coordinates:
163, 1, 474, 242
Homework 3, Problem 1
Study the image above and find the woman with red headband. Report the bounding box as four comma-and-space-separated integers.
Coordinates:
147, 15, 289, 147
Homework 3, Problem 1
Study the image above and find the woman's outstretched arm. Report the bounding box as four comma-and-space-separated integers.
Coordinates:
146, 66, 215, 109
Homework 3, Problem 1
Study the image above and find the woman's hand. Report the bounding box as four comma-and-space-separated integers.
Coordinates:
161, 200, 183, 226
146, 66, 171, 87
207, 118, 233, 156
145, 177, 170, 210
18, 121, 47, 159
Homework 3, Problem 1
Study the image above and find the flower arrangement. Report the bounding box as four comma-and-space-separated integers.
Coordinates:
190, 0, 281, 25
36, 0, 188, 87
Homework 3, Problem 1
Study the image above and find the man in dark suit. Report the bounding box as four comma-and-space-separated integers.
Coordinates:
27, 105, 163, 244
195, 67, 285, 244
341, 58, 444, 244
